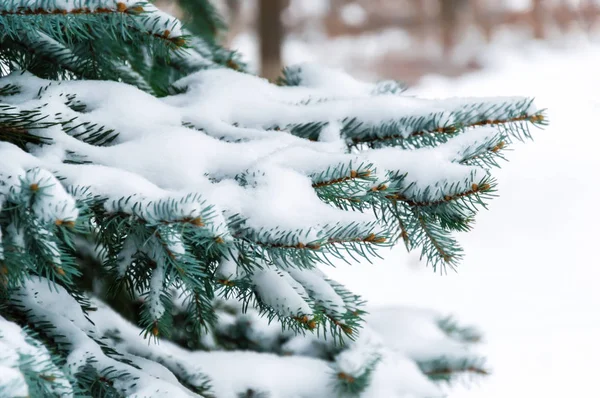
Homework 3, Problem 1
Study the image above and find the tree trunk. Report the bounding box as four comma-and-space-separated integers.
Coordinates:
470, 0, 492, 42
259, 0, 284, 81
439, 0, 461, 56
412, 0, 429, 44
582, 0, 600, 33
532, 0, 546, 39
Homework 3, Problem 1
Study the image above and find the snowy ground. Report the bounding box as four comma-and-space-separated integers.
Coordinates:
325, 37, 600, 397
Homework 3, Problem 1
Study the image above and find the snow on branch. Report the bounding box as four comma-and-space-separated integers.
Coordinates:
5, 279, 207, 397
0, 315, 73, 397
0, 1, 243, 95
0, 57, 542, 397
2, 278, 485, 398
0, 1, 186, 47
172, 66, 544, 149
0, 64, 542, 331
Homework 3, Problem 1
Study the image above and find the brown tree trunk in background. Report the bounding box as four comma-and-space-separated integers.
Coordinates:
532, 0, 546, 39
412, 0, 429, 43
259, 0, 284, 81
439, 0, 460, 56
471, 0, 492, 42
554, 0, 572, 33
582, 0, 600, 32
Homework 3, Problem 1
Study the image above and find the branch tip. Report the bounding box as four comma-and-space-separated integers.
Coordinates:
338, 372, 355, 383
55, 219, 75, 228
491, 141, 505, 153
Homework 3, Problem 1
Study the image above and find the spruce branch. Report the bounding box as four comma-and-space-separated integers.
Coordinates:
334, 355, 381, 396
438, 316, 483, 343
0, 1, 187, 48
390, 180, 494, 208
0, 5, 544, 392
234, 221, 389, 269
419, 358, 489, 383
349, 107, 546, 148
176, 0, 226, 40
409, 208, 463, 272
0, 104, 54, 149
312, 168, 374, 190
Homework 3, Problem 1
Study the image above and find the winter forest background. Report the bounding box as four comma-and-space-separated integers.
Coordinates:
150, 0, 598, 397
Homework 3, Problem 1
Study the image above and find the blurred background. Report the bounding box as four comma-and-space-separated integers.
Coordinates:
156, 1, 600, 397
157, 0, 600, 82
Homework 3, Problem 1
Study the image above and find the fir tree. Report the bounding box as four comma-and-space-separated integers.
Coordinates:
0, 1, 546, 397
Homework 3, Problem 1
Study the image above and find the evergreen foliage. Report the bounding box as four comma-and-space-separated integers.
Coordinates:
0, 1, 545, 397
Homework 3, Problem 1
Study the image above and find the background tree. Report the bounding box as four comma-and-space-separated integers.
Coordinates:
259, 0, 285, 81
439, 0, 464, 55
532, 0, 547, 39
